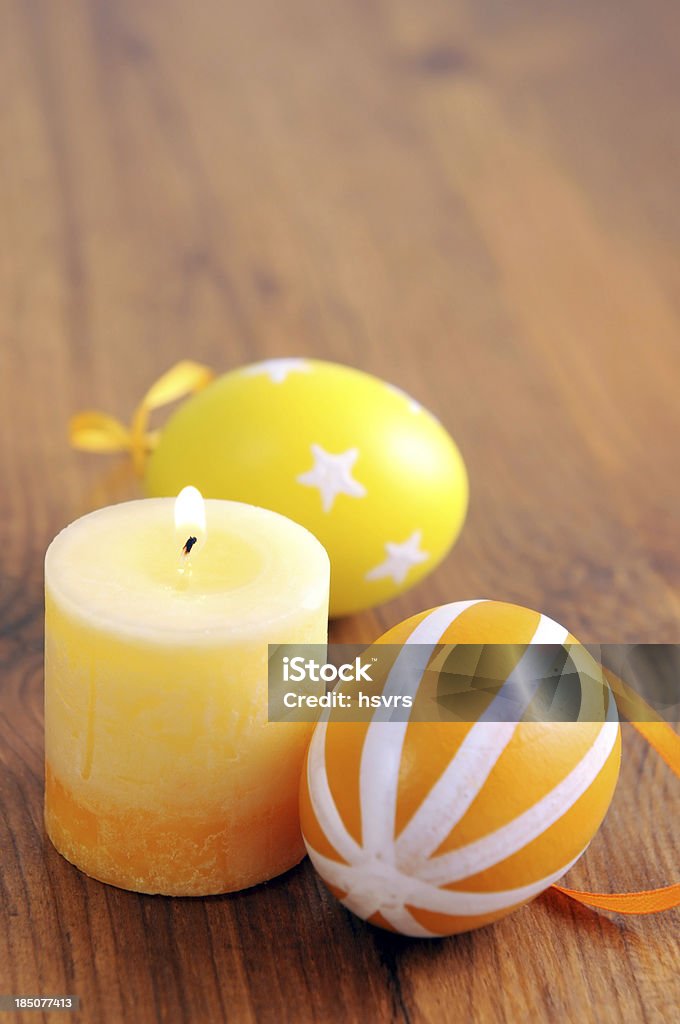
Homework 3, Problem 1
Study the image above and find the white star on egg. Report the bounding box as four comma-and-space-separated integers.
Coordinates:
297, 444, 367, 513
365, 530, 429, 585
243, 358, 311, 384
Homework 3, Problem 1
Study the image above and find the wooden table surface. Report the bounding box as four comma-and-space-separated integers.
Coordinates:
1, 1, 678, 1021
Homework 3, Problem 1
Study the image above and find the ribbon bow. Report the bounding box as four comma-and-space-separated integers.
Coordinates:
69, 361, 215, 475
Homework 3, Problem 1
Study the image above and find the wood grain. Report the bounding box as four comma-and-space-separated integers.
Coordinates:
0, 0, 678, 1021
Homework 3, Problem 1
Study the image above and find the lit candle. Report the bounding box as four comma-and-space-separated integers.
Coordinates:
44, 490, 330, 895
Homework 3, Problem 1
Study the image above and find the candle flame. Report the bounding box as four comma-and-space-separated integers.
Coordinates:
174, 485, 206, 559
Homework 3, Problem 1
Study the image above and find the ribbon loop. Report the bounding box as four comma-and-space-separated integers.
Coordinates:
140, 360, 215, 411
69, 411, 134, 453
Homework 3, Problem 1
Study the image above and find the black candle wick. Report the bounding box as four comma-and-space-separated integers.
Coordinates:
183, 536, 198, 556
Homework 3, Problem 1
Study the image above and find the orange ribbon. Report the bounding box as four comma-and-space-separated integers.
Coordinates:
552, 677, 679, 914
69, 361, 215, 475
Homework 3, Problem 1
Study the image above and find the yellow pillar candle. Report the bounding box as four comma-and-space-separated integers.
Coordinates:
44, 490, 330, 895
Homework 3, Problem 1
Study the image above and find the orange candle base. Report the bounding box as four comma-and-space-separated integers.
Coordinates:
45, 764, 306, 895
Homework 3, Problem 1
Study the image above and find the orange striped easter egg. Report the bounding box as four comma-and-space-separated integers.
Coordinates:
300, 600, 621, 936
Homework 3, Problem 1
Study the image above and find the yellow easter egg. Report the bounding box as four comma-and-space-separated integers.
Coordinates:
145, 358, 468, 616
300, 600, 621, 936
